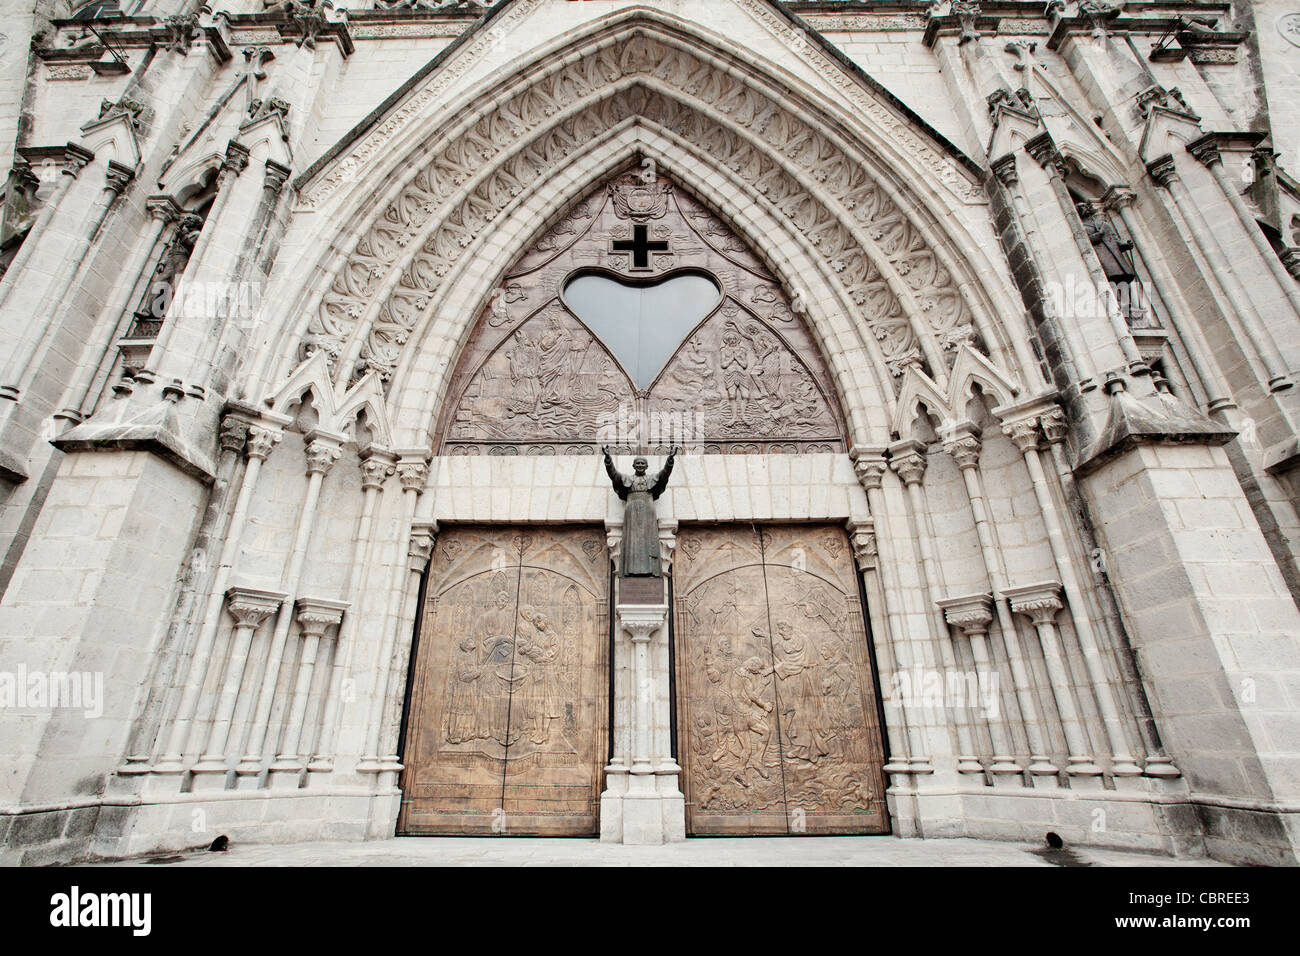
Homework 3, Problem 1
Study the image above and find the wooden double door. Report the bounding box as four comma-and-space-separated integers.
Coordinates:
397, 525, 610, 836
673, 524, 891, 835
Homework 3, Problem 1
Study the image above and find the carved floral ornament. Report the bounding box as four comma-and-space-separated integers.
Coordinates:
296, 27, 1004, 406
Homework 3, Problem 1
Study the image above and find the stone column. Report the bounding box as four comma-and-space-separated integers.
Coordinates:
600, 599, 684, 845
2, 159, 134, 406
1003, 410, 1142, 775
1039, 408, 1179, 778
145, 141, 250, 389
56, 195, 182, 424
118, 414, 249, 777
308, 447, 396, 776
938, 594, 1021, 780
189, 586, 286, 791
1147, 155, 1292, 393
890, 441, 980, 776
989, 154, 1101, 393
846, 519, 911, 777
943, 425, 1057, 778
151, 420, 283, 779
269, 597, 349, 788
1004, 582, 1103, 779
1188, 136, 1300, 324
373, 520, 437, 781
1102, 187, 1233, 413
852, 453, 932, 774
358, 456, 429, 777
234, 430, 343, 785
1025, 135, 1147, 377
0, 143, 93, 321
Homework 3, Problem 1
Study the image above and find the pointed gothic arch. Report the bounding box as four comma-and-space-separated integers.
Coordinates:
430, 169, 850, 456
247, 10, 1043, 450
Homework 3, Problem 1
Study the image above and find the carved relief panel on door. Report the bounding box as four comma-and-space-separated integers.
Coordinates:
398, 525, 610, 836
673, 524, 890, 835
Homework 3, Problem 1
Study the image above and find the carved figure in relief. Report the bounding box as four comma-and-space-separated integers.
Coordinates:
480, 635, 524, 747
506, 329, 539, 412
719, 327, 754, 425
445, 636, 482, 744
711, 656, 775, 775
749, 327, 784, 402
771, 621, 832, 765
534, 315, 574, 410
516, 606, 564, 744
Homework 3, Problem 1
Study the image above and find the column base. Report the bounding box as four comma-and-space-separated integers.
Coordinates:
599, 769, 685, 845
1065, 757, 1104, 776
956, 756, 984, 774
189, 767, 232, 792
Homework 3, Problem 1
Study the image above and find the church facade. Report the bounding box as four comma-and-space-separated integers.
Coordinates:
1, 0, 1299, 865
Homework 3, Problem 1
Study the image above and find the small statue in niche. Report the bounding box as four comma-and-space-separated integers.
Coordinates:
602, 446, 677, 577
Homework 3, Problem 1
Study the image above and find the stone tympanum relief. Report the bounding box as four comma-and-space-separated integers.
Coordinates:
435, 171, 846, 456
672, 524, 890, 835
398, 526, 610, 836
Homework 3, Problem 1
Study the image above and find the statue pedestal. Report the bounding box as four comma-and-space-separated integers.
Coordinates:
599, 593, 685, 844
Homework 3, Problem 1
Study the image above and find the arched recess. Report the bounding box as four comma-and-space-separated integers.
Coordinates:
250, 14, 1043, 446
430, 168, 851, 456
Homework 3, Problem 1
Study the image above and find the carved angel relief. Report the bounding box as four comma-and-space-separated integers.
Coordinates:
435, 171, 846, 456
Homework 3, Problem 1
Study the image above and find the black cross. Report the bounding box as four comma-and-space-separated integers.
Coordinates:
611, 224, 670, 270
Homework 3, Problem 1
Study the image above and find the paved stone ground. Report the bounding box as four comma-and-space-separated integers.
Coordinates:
106, 836, 1228, 867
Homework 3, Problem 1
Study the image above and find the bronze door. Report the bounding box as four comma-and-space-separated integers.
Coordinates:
673, 524, 890, 835
397, 526, 610, 836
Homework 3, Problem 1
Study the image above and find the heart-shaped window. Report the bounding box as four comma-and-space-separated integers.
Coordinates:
562, 271, 722, 389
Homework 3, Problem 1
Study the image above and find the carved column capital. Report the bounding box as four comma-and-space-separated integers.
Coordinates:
294, 597, 349, 638
942, 429, 983, 470
61, 143, 95, 178
1040, 406, 1069, 445
1005, 582, 1064, 626
1001, 416, 1041, 452
889, 440, 928, 486
846, 520, 877, 572
937, 593, 994, 636
1186, 134, 1223, 169
218, 416, 250, 456
225, 586, 286, 628
408, 521, 438, 573
605, 518, 623, 568
990, 153, 1019, 188
304, 435, 343, 476
617, 605, 667, 643
950, 0, 981, 42
851, 452, 888, 493
145, 194, 182, 224
1281, 248, 1300, 282
221, 141, 252, 178
104, 160, 135, 196
264, 159, 292, 196
658, 519, 678, 576
359, 447, 397, 490
1100, 185, 1136, 213
396, 457, 430, 493
244, 424, 282, 461
1025, 133, 1067, 177
1146, 155, 1180, 189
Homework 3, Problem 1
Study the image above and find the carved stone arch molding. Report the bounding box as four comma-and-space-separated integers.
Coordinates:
379, 124, 890, 449
261, 12, 1037, 440
434, 169, 849, 456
